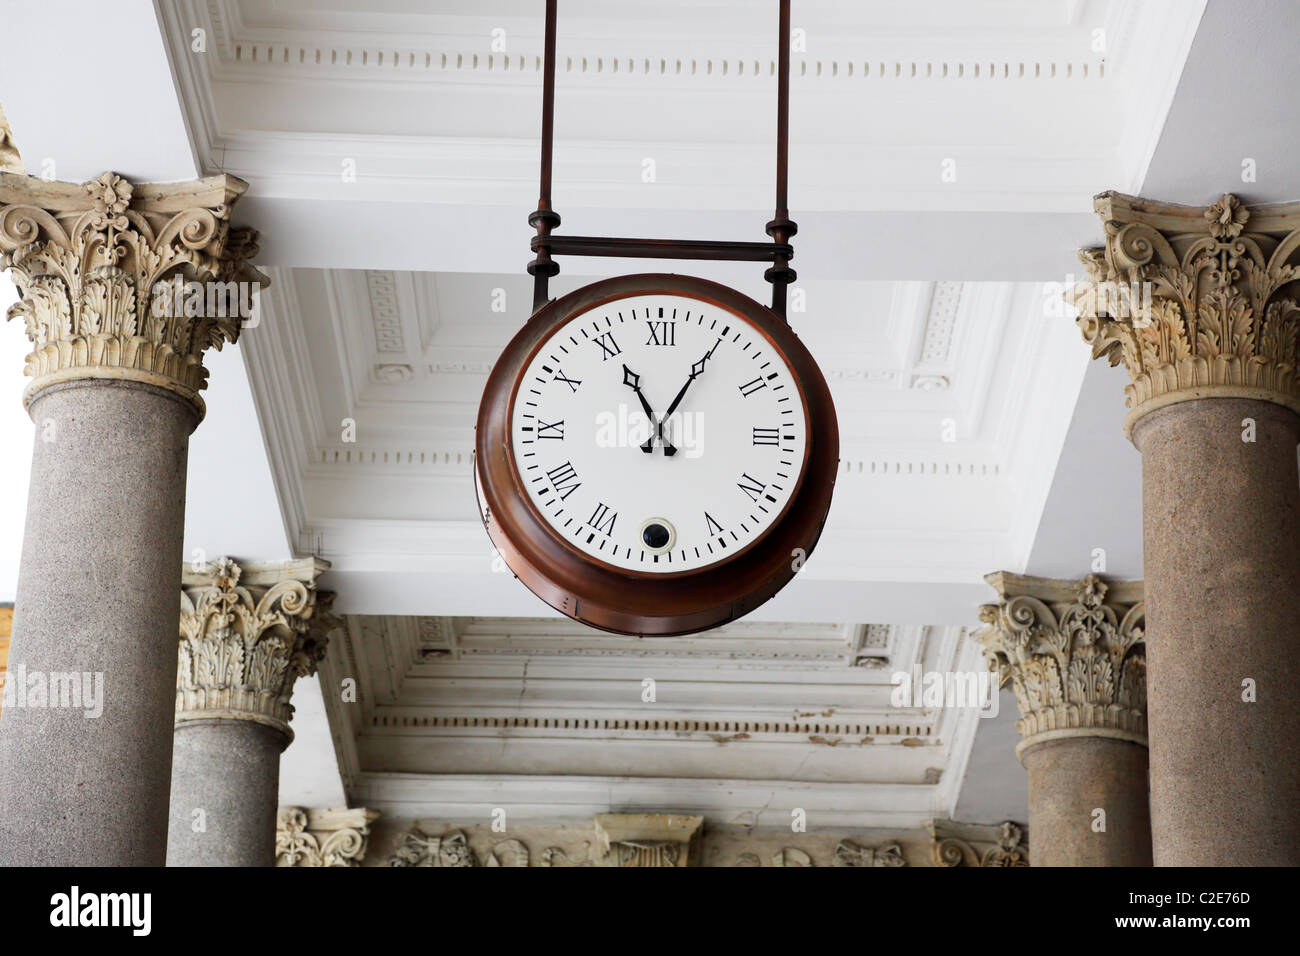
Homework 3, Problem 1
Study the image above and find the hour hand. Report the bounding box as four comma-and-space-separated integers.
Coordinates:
623, 364, 676, 455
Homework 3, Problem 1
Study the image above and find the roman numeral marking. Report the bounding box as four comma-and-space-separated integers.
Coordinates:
646, 321, 676, 346
705, 512, 725, 535
737, 472, 767, 502
586, 501, 617, 536
593, 331, 622, 361
738, 376, 768, 397
537, 419, 564, 440
553, 369, 582, 392
546, 461, 582, 500
752, 427, 780, 446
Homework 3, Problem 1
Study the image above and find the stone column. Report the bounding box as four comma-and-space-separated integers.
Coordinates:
168, 557, 334, 867
977, 573, 1151, 867
0, 170, 263, 866
1074, 192, 1300, 866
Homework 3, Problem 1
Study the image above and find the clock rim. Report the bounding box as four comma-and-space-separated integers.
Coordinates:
475, 273, 839, 636
503, 281, 814, 579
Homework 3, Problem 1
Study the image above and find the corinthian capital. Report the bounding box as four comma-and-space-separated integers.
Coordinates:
976, 572, 1146, 757
0, 170, 266, 415
177, 557, 335, 740
1073, 191, 1300, 436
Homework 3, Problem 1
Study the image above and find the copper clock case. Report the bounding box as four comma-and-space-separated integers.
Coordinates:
475, 273, 838, 636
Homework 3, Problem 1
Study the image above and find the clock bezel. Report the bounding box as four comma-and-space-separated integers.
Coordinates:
475, 273, 839, 636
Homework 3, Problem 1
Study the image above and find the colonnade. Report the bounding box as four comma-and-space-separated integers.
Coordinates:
0, 170, 1295, 865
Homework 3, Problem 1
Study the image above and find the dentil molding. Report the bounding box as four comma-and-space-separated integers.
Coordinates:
276, 807, 379, 867
1074, 191, 1300, 435
177, 557, 336, 740
0, 170, 265, 416
977, 572, 1146, 756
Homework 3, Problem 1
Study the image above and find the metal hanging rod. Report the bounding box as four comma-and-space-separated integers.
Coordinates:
527, 0, 797, 319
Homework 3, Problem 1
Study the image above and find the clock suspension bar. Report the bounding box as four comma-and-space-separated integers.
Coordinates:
526, 0, 798, 320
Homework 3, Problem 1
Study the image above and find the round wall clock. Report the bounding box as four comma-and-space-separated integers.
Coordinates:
475, 274, 838, 636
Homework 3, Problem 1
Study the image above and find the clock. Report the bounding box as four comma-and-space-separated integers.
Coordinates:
475, 274, 838, 635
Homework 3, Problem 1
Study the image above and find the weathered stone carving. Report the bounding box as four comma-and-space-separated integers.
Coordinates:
834, 839, 907, 867
177, 557, 334, 739
539, 845, 593, 867
484, 839, 530, 867
0, 170, 265, 413
977, 572, 1146, 753
1073, 191, 1300, 435
771, 847, 813, 867
0, 105, 20, 173
276, 807, 378, 867
927, 820, 1028, 867
594, 813, 703, 867
388, 828, 476, 867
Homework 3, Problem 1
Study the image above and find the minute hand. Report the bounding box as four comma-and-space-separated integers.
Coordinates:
656, 340, 721, 453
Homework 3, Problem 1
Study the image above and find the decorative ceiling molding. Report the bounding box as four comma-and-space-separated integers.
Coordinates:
318, 612, 988, 826
352, 773, 959, 830
157, 0, 1205, 215
917, 282, 963, 367
366, 270, 405, 353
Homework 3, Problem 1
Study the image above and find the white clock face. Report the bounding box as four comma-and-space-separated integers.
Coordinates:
509, 291, 810, 573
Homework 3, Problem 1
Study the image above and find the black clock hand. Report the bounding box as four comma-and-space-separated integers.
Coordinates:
623, 364, 676, 455
654, 338, 722, 455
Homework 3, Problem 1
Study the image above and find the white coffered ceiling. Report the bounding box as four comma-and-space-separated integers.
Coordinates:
151, 0, 1204, 278
318, 614, 990, 826
242, 265, 1086, 623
